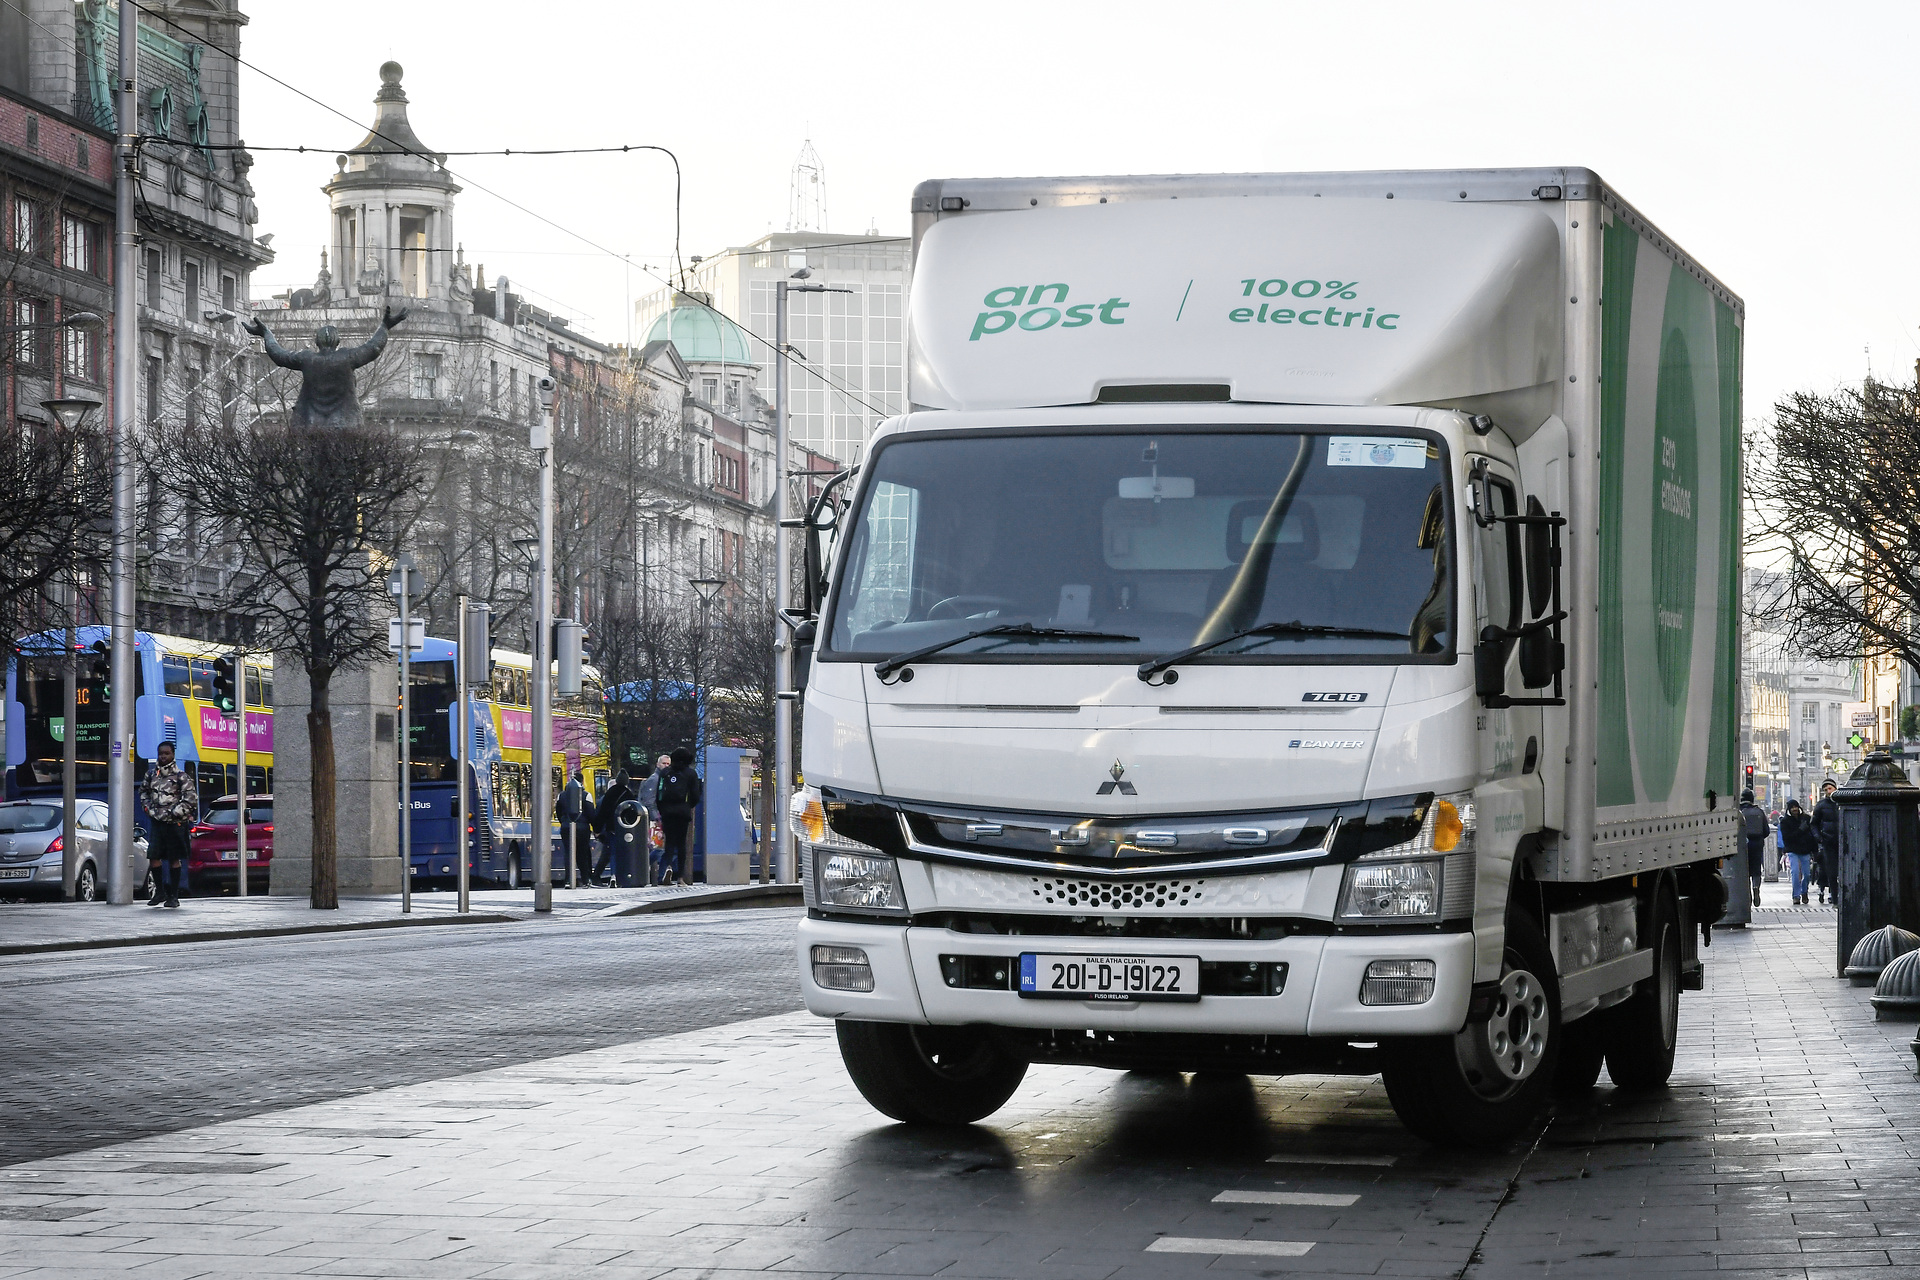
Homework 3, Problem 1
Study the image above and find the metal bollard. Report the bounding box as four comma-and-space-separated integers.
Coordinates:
567, 824, 577, 889
1834, 752, 1920, 977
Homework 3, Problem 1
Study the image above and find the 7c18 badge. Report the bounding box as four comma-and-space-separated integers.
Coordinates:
1301, 692, 1367, 703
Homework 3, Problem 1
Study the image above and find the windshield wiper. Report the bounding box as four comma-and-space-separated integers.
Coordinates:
875, 623, 1141, 681
1137, 621, 1412, 684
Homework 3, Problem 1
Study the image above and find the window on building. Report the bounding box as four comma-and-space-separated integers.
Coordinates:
13, 297, 47, 370
183, 261, 200, 320
24, 115, 38, 150
145, 356, 163, 424
412, 352, 442, 399
62, 325, 99, 384
11, 196, 39, 256
185, 361, 203, 428
489, 360, 499, 407
60, 213, 95, 275
144, 247, 163, 307
220, 275, 235, 313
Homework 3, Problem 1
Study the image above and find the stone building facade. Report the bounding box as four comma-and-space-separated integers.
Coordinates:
1, 0, 273, 640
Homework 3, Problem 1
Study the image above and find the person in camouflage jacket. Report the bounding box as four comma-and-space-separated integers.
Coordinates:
140, 741, 197, 907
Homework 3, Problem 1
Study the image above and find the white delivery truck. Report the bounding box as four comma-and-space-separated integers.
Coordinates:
789, 168, 1741, 1147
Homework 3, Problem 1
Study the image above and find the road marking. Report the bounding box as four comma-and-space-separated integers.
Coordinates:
1267, 1152, 1397, 1166
1148, 1237, 1315, 1258
1214, 1189, 1360, 1206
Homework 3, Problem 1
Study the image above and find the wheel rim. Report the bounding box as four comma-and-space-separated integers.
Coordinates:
1455, 964, 1550, 1099
75, 866, 96, 901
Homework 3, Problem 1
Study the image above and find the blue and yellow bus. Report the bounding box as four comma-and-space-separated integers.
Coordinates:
7, 627, 274, 817
401, 638, 608, 886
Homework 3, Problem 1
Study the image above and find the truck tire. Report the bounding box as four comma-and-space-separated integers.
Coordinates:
1552, 1012, 1607, 1097
1604, 887, 1681, 1090
1381, 912, 1560, 1148
835, 1020, 1027, 1126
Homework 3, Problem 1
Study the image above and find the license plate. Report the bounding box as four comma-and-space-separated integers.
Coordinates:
219, 851, 239, 861
1018, 953, 1201, 1002
0, 868, 30, 880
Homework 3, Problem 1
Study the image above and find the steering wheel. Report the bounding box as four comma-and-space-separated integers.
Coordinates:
927, 595, 1021, 620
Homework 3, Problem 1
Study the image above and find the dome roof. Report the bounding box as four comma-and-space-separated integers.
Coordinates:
646, 297, 754, 365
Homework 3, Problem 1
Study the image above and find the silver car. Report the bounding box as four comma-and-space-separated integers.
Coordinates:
0, 799, 149, 902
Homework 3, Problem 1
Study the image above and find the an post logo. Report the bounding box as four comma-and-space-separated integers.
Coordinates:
972, 284, 1129, 341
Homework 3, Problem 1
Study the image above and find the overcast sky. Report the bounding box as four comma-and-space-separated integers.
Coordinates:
240, 0, 1918, 418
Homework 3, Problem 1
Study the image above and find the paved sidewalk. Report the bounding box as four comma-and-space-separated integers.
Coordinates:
0, 883, 800, 955
0, 898, 1913, 1277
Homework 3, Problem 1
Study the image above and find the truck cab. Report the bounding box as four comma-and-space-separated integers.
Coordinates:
791, 170, 1738, 1146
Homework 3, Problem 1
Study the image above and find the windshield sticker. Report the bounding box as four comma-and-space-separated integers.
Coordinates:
1327, 437, 1427, 469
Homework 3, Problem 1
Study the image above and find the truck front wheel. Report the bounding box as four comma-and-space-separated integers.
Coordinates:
835, 1020, 1027, 1126
1382, 913, 1560, 1148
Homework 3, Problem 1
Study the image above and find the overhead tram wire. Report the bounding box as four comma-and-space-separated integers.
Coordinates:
126, 0, 894, 421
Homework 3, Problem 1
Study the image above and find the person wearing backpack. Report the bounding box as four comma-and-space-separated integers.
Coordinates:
655, 747, 703, 885
1738, 789, 1769, 909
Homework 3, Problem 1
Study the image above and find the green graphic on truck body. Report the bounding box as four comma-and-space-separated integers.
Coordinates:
971, 284, 1129, 340
1596, 215, 1741, 813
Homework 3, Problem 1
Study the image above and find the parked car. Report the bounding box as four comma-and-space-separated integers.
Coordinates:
187, 794, 273, 895
0, 798, 149, 901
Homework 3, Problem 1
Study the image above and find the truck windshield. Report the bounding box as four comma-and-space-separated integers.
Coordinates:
826, 429, 1453, 664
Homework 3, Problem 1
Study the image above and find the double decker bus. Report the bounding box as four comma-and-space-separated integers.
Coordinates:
401, 638, 609, 886
7, 627, 273, 817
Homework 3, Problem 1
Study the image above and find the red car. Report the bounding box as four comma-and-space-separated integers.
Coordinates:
187, 794, 273, 895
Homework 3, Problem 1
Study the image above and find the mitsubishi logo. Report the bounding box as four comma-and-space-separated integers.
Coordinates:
1097, 759, 1137, 796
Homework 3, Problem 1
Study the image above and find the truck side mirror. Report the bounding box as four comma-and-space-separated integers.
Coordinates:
1524, 497, 1553, 617
1519, 629, 1563, 689
1474, 626, 1509, 701
791, 620, 816, 701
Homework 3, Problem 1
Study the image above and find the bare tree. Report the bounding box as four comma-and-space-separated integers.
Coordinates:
1747, 378, 1920, 675
149, 416, 428, 908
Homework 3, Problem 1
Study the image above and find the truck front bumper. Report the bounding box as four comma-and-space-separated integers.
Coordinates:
795, 918, 1473, 1037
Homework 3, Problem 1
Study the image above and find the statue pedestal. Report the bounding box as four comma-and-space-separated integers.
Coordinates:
268, 662, 401, 897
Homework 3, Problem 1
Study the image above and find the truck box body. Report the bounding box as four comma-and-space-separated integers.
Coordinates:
794, 168, 1741, 1140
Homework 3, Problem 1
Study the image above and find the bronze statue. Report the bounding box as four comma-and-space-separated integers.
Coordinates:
242, 306, 408, 428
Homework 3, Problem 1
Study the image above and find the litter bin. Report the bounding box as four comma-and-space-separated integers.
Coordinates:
1834, 751, 1920, 977
613, 800, 649, 888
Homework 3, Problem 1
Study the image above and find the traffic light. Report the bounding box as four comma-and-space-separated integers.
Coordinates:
1744, 764, 1754, 789
85, 639, 108, 679
210, 655, 237, 717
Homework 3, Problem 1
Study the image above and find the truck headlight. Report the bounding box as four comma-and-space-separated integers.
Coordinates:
815, 850, 906, 914
1338, 859, 1442, 920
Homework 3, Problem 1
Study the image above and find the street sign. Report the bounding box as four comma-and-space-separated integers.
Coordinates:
1853, 711, 1878, 728
388, 616, 424, 653
386, 554, 426, 599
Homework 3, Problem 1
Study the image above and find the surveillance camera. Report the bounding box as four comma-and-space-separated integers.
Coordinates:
538, 376, 555, 392
204, 309, 237, 324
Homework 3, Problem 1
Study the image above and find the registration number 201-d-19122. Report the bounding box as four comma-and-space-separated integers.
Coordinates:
1018, 953, 1201, 1002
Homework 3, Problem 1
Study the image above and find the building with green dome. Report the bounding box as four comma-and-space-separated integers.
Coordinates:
643, 296, 761, 418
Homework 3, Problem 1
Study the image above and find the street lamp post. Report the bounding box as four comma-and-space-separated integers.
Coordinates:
106, 0, 139, 905
532, 378, 556, 912
41, 396, 100, 901
689, 575, 726, 883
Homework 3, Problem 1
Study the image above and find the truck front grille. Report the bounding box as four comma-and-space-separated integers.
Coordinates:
1032, 876, 1209, 910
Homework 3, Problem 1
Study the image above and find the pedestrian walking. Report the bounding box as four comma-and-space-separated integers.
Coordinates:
1738, 789, 1768, 908
590, 767, 636, 884
655, 747, 703, 885
1779, 799, 1817, 905
1812, 778, 1842, 906
140, 741, 197, 908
